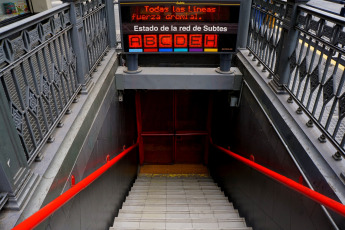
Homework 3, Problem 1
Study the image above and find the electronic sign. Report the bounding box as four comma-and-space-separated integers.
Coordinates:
120, 1, 240, 53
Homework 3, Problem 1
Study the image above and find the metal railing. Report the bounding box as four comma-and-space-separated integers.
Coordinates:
246, 0, 345, 158
81, 0, 109, 75
0, 0, 112, 164
247, 0, 286, 77
12, 139, 345, 229
286, 6, 345, 158
211, 142, 345, 217
11, 142, 138, 230
0, 4, 79, 164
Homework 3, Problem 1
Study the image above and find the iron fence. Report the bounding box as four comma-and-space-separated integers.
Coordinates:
0, 0, 112, 164
247, 0, 345, 156
247, 0, 286, 76
0, 4, 79, 164
113, 0, 122, 50
81, 0, 109, 75
286, 5, 345, 157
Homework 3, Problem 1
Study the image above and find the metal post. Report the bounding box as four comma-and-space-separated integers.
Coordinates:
236, 0, 252, 49
269, 0, 309, 93
125, 54, 141, 73
67, 0, 91, 92
105, 0, 117, 48
216, 54, 233, 73
220, 54, 232, 72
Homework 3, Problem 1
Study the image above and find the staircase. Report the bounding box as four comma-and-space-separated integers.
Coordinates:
110, 175, 252, 230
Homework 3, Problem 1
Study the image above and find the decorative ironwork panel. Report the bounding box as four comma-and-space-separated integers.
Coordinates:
309, 66, 320, 92
339, 93, 345, 119
286, 6, 345, 152
82, 0, 109, 75
289, 50, 297, 73
299, 58, 308, 80
308, 19, 319, 34
321, 25, 333, 41
338, 31, 345, 46
323, 77, 334, 104
0, 6, 80, 164
247, 0, 286, 74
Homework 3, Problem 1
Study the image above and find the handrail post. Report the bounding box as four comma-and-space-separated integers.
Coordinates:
105, 0, 117, 48
65, 0, 91, 92
269, 0, 309, 93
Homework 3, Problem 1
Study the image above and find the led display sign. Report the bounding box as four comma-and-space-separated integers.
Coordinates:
120, 1, 240, 53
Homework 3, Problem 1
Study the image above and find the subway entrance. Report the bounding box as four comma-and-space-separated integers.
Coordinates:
136, 90, 212, 165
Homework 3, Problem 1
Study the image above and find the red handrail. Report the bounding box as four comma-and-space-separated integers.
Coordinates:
212, 143, 345, 217
13, 140, 345, 229
12, 142, 138, 230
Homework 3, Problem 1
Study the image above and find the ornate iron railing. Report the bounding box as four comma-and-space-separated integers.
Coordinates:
114, 0, 122, 50
81, 0, 109, 75
0, 0, 112, 164
286, 6, 345, 157
0, 4, 79, 164
247, 0, 345, 157
247, 0, 286, 77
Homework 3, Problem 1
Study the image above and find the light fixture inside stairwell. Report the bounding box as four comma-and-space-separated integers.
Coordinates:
118, 91, 124, 102
229, 96, 238, 107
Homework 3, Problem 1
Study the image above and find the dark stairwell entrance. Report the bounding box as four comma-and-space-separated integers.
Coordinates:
133, 87, 342, 230
137, 90, 211, 165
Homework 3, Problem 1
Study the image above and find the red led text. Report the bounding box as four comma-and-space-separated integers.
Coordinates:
128, 34, 218, 50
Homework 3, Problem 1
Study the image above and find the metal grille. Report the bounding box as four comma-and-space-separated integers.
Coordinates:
114, 0, 122, 50
82, 0, 109, 75
247, 0, 286, 76
0, 6, 80, 164
286, 6, 345, 155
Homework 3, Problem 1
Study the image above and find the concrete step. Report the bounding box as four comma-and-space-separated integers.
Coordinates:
129, 190, 224, 195
120, 204, 235, 212
131, 184, 220, 190
128, 193, 225, 198
134, 180, 215, 184
122, 202, 234, 207
131, 186, 220, 191
111, 218, 248, 229
114, 217, 245, 222
135, 177, 214, 181
117, 210, 240, 219
123, 198, 229, 205
135, 179, 215, 182
110, 175, 251, 230
110, 227, 252, 230
125, 194, 227, 200
117, 209, 239, 214
133, 181, 217, 186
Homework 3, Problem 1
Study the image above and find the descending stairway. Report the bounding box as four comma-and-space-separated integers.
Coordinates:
110, 175, 252, 230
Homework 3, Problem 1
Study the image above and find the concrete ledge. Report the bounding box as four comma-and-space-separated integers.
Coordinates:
115, 67, 242, 90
